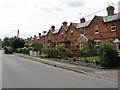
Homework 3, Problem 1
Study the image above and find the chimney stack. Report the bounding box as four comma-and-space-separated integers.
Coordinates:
43, 31, 47, 33
51, 26, 55, 30
51, 26, 55, 32
80, 17, 85, 23
34, 35, 36, 40
39, 33, 41, 37
106, 5, 115, 16
62, 21, 67, 26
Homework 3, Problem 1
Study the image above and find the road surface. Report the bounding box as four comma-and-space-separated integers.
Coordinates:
1, 50, 118, 88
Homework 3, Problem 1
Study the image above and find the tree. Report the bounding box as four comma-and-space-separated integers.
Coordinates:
10, 37, 25, 50
2, 37, 10, 48
98, 43, 118, 67
2, 36, 25, 50
31, 43, 43, 51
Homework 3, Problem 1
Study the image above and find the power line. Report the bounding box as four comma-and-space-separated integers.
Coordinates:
72, 2, 118, 23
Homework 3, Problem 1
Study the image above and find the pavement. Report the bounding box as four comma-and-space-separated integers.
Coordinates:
14, 53, 119, 82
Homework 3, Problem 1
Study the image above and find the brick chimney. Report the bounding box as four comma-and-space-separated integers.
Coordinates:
80, 17, 85, 23
106, 6, 115, 16
51, 26, 55, 32
39, 33, 41, 37
62, 21, 67, 26
43, 31, 47, 33
34, 35, 36, 40
51, 26, 55, 30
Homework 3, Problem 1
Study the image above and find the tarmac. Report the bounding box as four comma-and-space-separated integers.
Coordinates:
14, 53, 119, 82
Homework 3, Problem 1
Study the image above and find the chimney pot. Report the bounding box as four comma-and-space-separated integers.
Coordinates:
106, 5, 115, 16
39, 33, 41, 36
80, 17, 85, 23
51, 26, 55, 30
43, 31, 47, 33
62, 21, 67, 26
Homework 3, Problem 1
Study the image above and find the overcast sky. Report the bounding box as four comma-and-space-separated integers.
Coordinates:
0, 0, 119, 40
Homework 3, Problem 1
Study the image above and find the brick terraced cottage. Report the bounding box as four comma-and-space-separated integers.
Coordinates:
25, 6, 120, 55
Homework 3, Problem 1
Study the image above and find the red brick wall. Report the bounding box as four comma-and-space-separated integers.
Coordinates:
66, 23, 80, 49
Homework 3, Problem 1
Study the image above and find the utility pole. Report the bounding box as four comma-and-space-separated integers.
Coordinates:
17, 30, 19, 38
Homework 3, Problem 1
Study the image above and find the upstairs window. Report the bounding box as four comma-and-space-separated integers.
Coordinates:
61, 32, 64, 38
70, 30, 73, 37
94, 25, 99, 34
110, 23, 116, 31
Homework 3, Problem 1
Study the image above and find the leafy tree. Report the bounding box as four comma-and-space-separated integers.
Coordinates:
10, 37, 25, 50
98, 43, 118, 67
31, 42, 43, 51
2, 37, 10, 48
2, 36, 25, 50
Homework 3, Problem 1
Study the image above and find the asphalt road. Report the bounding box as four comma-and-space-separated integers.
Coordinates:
1, 51, 118, 88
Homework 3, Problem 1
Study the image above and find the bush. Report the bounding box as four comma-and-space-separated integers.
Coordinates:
40, 53, 48, 58
98, 43, 118, 67
16, 48, 22, 53
28, 47, 34, 51
31, 43, 43, 51
55, 45, 68, 51
22, 47, 29, 54
42, 47, 50, 50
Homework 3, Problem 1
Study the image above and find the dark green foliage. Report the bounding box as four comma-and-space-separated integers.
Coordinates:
76, 45, 80, 48
31, 42, 43, 51
98, 43, 118, 67
55, 45, 68, 51
2, 37, 11, 48
2, 37, 25, 51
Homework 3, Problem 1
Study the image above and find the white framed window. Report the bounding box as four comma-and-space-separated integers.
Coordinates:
94, 25, 99, 34
110, 23, 116, 31
94, 40, 100, 49
70, 30, 73, 37
61, 32, 64, 38
117, 43, 120, 52
80, 44, 83, 49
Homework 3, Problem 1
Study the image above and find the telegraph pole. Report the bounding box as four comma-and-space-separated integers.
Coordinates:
17, 30, 19, 38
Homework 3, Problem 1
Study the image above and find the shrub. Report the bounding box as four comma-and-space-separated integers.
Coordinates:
55, 45, 68, 51
16, 48, 22, 53
98, 43, 118, 67
22, 47, 29, 54
28, 47, 34, 51
40, 53, 48, 58
76, 45, 80, 49
31, 43, 43, 51
42, 47, 50, 50
73, 57, 77, 62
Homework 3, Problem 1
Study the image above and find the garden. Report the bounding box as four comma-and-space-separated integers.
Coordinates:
15, 42, 119, 68
2, 37, 119, 68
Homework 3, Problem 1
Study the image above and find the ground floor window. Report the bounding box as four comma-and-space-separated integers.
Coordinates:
118, 43, 120, 51
80, 44, 83, 49
94, 40, 100, 49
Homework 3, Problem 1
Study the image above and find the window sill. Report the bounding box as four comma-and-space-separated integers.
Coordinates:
111, 30, 116, 32
94, 32, 99, 34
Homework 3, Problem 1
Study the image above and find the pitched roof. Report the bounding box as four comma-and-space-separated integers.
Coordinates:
103, 13, 120, 22
52, 29, 60, 34
96, 13, 120, 23
63, 26, 69, 31
41, 32, 48, 36
72, 23, 78, 28
76, 20, 91, 29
